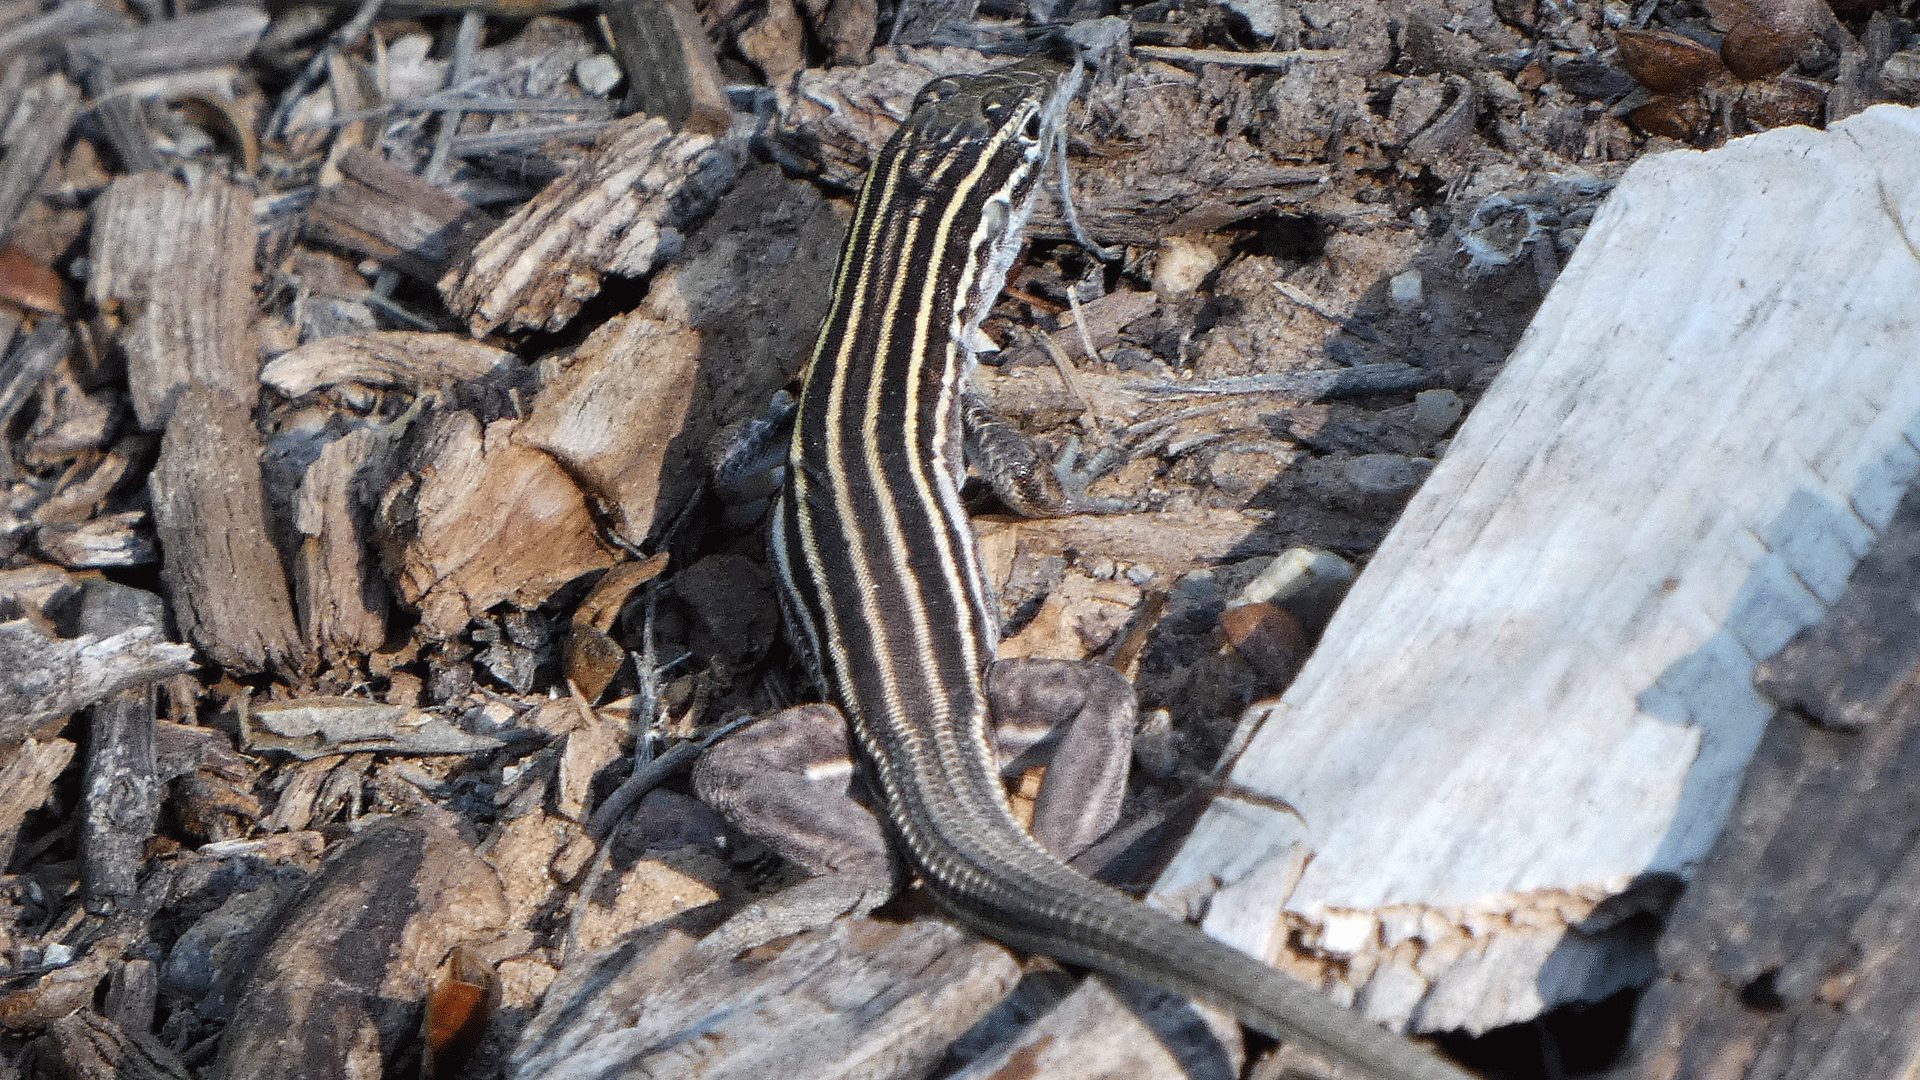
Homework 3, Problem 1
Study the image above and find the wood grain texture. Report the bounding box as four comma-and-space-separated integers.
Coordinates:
1617, 477, 1920, 1080
512, 916, 1021, 1080
87, 172, 259, 431
1152, 105, 1920, 1035
438, 115, 747, 336
149, 387, 302, 673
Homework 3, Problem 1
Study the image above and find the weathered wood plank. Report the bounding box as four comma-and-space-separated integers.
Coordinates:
1152, 104, 1920, 1035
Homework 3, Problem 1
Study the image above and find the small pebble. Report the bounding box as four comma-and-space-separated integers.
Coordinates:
1413, 388, 1464, 435
576, 54, 624, 96
1153, 236, 1220, 297
1389, 269, 1424, 312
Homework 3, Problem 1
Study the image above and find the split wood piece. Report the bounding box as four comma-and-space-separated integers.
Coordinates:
244, 696, 507, 759
439, 114, 748, 336
770, 49, 1328, 246
303, 148, 499, 285
292, 426, 390, 659
63, 5, 267, 83
149, 386, 302, 673
1151, 104, 1920, 1036
34, 510, 155, 569
259, 330, 518, 399
946, 973, 1245, 1080
0, 736, 76, 870
1614, 477, 1920, 1079
0, 318, 71, 476
821, 0, 879, 65
888, 0, 979, 48
512, 915, 1022, 1080
210, 810, 510, 1080
975, 506, 1352, 587
377, 408, 617, 639
25, 1009, 193, 1080
0, 619, 193, 735
0, 68, 79, 246
88, 172, 259, 431
602, 0, 731, 133
77, 580, 169, 914
517, 165, 840, 546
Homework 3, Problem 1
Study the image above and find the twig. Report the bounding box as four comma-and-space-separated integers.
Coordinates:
1131, 363, 1428, 399
1134, 45, 1341, 69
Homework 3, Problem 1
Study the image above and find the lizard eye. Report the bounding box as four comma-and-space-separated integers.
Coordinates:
1022, 112, 1042, 141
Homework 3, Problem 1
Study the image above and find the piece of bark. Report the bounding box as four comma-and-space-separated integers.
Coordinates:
512, 915, 1022, 1080
0, 619, 194, 735
149, 386, 302, 673
769, 50, 1328, 246
887, 0, 977, 47
378, 409, 618, 638
77, 580, 167, 915
34, 510, 155, 568
515, 312, 700, 546
1612, 477, 1920, 1079
511, 163, 839, 546
1151, 105, 1920, 1035
88, 172, 259, 430
0, 736, 76, 868
602, 0, 730, 132
1752, 479, 1920, 731
260, 330, 518, 399
0, 318, 70, 476
735, 0, 805, 90
290, 425, 393, 658
244, 697, 507, 760
210, 810, 510, 1080
821, 0, 879, 64
63, 5, 266, 83
947, 973, 1244, 1080
439, 115, 748, 336
303, 148, 499, 285
26, 1009, 193, 1080
0, 69, 79, 246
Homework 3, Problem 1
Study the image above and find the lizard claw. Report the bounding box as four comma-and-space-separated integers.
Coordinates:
1052, 436, 1132, 515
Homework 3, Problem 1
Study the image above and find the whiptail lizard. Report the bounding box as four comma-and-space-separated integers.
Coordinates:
729, 56, 1476, 1080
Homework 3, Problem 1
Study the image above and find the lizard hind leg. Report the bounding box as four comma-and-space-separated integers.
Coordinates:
690, 703, 898, 956
986, 657, 1138, 862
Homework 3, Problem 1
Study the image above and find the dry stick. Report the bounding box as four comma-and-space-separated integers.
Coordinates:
1133, 45, 1341, 69
266, 0, 386, 141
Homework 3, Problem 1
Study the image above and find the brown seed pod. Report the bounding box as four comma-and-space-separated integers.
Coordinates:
1738, 75, 1829, 130
1631, 92, 1716, 141
1616, 28, 1725, 93
1721, 0, 1822, 80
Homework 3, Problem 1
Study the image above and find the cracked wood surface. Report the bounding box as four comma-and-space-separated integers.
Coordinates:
1152, 105, 1920, 1036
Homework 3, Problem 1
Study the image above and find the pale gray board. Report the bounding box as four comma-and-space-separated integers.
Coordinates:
1150, 104, 1920, 1037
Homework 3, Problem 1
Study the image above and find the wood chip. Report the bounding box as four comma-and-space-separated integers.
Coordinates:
87, 172, 260, 430
149, 386, 301, 672
304, 148, 499, 284
379, 409, 618, 638
260, 330, 518, 398
513, 916, 1022, 1080
0, 619, 194, 736
211, 810, 510, 1080
440, 115, 748, 335
0, 72, 80, 247
244, 697, 508, 760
